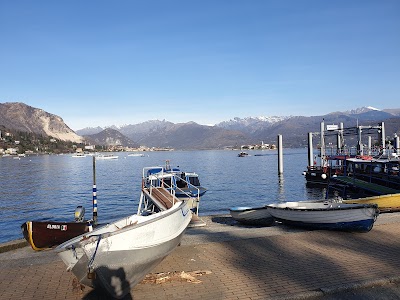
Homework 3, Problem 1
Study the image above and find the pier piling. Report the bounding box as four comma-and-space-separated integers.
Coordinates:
278, 134, 283, 174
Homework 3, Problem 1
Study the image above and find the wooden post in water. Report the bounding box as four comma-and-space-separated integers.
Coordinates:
320, 120, 325, 167
92, 156, 98, 225
307, 132, 313, 167
278, 134, 283, 174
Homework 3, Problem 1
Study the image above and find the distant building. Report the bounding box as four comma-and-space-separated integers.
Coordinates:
6, 148, 18, 154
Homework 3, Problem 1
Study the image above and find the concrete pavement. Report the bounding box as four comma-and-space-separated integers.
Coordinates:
1, 213, 400, 299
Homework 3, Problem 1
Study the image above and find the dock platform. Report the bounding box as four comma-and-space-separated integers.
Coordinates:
331, 175, 400, 195
1, 213, 400, 299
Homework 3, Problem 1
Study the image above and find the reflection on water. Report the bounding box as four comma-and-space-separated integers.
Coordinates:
0, 149, 325, 243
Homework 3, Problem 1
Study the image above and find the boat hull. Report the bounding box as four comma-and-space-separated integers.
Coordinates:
267, 202, 379, 232
343, 193, 400, 212
230, 206, 274, 226
56, 201, 191, 299
21, 221, 91, 251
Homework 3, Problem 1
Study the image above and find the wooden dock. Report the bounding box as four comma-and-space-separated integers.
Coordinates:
331, 176, 400, 195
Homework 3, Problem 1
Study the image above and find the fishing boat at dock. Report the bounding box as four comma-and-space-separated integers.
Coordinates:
229, 206, 274, 226
266, 201, 379, 232
56, 175, 192, 299
303, 120, 389, 187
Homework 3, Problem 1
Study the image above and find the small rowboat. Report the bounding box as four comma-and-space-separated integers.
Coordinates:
266, 201, 379, 232
229, 206, 274, 226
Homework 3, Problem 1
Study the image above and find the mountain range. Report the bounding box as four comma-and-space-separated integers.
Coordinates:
2, 102, 400, 149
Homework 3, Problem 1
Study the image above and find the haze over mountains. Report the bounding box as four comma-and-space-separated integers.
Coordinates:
2, 102, 400, 149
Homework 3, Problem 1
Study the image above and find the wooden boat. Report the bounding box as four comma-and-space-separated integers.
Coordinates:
21, 205, 93, 250
21, 157, 98, 251
56, 185, 192, 299
21, 220, 92, 251
342, 193, 400, 212
229, 206, 274, 226
266, 201, 379, 232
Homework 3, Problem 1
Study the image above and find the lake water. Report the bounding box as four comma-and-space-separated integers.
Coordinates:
0, 149, 326, 243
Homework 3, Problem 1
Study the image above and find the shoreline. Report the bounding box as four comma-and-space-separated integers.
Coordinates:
1, 212, 400, 299
2, 211, 399, 253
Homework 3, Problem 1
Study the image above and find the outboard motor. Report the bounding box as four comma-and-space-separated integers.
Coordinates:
74, 206, 85, 222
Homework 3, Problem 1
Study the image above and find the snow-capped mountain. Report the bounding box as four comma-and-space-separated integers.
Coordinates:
345, 106, 380, 114
216, 116, 292, 133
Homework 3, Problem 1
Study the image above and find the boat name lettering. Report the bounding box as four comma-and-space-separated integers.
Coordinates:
47, 224, 61, 230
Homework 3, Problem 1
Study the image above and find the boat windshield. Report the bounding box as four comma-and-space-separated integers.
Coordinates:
188, 176, 200, 186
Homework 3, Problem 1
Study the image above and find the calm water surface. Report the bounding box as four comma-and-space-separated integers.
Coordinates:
0, 149, 326, 243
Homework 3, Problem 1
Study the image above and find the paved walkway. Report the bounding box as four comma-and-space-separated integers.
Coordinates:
1, 213, 400, 299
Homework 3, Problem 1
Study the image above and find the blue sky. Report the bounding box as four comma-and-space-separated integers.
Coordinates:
1, 1, 399, 130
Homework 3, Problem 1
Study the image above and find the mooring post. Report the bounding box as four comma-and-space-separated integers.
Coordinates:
278, 134, 283, 174
368, 136, 372, 156
381, 122, 386, 155
308, 132, 313, 167
92, 155, 98, 225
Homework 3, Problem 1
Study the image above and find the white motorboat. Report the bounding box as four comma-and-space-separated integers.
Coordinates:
96, 154, 119, 160
266, 201, 379, 232
56, 186, 191, 298
229, 206, 274, 226
128, 153, 145, 157
143, 161, 206, 216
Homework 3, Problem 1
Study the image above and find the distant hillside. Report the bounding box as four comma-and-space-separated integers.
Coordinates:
4, 102, 400, 149
120, 121, 250, 150
78, 120, 251, 149
0, 102, 83, 142
84, 128, 139, 148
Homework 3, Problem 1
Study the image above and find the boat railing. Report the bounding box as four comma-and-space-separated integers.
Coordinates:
142, 167, 201, 215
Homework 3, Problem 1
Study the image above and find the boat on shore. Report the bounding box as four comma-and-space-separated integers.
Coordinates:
56, 181, 192, 298
266, 201, 379, 232
229, 206, 274, 226
342, 193, 400, 212
21, 206, 92, 250
21, 157, 98, 251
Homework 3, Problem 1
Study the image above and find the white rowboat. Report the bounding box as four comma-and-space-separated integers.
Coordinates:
56, 198, 191, 298
266, 201, 379, 232
229, 206, 274, 226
